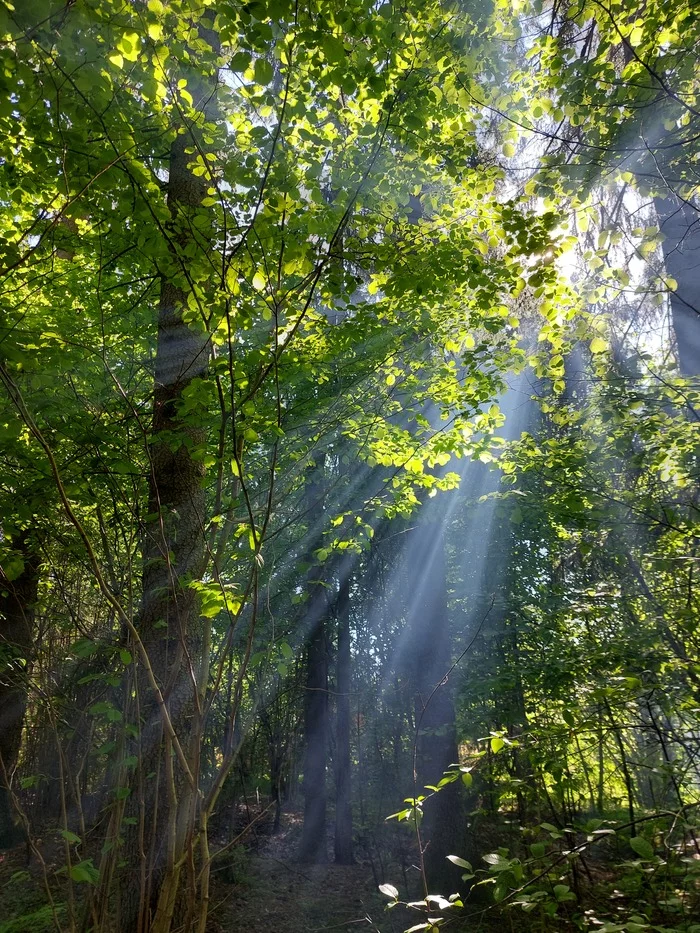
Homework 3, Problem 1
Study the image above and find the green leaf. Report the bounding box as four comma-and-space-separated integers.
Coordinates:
483, 852, 507, 867
230, 51, 251, 72
70, 859, 99, 884
323, 35, 345, 63
254, 58, 274, 85
89, 702, 122, 722
590, 336, 607, 354
379, 883, 399, 899
629, 836, 654, 860
117, 32, 141, 62
426, 894, 453, 910
1, 554, 24, 581
446, 855, 472, 870
60, 829, 81, 845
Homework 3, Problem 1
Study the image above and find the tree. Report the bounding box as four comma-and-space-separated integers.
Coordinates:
0, 532, 40, 846
298, 456, 330, 863
334, 556, 354, 864
3, 0, 652, 929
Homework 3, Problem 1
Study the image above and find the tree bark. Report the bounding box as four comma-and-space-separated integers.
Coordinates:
334, 560, 354, 864
0, 533, 40, 847
405, 521, 462, 894
113, 32, 219, 933
655, 195, 700, 378
298, 458, 329, 863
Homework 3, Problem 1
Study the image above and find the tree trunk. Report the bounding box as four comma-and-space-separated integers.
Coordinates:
113, 33, 219, 933
655, 196, 700, 378
0, 533, 40, 847
405, 522, 462, 894
270, 743, 283, 835
334, 561, 354, 864
298, 458, 329, 863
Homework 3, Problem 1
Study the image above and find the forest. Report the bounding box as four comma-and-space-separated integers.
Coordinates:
0, 0, 699, 931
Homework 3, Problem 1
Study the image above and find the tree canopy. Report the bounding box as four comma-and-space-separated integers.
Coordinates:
0, 1, 699, 932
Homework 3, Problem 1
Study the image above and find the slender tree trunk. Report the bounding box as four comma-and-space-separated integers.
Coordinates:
603, 697, 636, 835
597, 706, 605, 813
270, 743, 282, 834
298, 458, 329, 863
334, 561, 354, 864
260, 702, 285, 835
0, 533, 40, 847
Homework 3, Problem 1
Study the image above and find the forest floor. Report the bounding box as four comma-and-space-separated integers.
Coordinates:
209, 806, 401, 933
0, 802, 500, 933
208, 802, 511, 933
